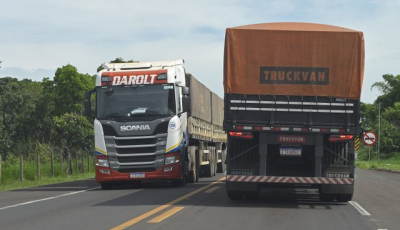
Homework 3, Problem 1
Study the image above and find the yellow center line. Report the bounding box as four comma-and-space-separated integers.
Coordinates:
205, 186, 220, 194
148, 207, 185, 223
110, 177, 226, 230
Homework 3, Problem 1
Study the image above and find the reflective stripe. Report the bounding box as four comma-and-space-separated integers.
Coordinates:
226, 175, 354, 184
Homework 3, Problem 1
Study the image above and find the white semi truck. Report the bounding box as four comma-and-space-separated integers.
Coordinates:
84, 60, 226, 189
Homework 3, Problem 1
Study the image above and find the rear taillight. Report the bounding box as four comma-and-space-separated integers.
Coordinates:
329, 135, 354, 142
229, 132, 253, 139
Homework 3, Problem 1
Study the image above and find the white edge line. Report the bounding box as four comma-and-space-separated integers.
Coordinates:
349, 201, 371, 216
0, 186, 101, 211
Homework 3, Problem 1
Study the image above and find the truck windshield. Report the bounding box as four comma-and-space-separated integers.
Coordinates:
97, 84, 176, 120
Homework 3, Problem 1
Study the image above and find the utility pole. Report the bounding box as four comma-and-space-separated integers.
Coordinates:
378, 101, 381, 162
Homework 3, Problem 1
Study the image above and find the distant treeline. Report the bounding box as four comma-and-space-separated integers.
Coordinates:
0, 64, 95, 160
361, 74, 400, 154
0, 58, 135, 162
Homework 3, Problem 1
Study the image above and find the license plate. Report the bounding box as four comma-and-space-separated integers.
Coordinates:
280, 147, 302, 156
230, 170, 253, 176
326, 173, 350, 178
130, 173, 145, 178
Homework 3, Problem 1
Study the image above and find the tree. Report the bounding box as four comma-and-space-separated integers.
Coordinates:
53, 113, 93, 151
380, 102, 400, 152
0, 77, 37, 157
359, 102, 378, 132
371, 74, 400, 109
44, 64, 95, 116
96, 57, 138, 72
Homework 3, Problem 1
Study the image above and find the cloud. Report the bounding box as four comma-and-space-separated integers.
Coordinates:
1, 0, 399, 102
0, 67, 55, 81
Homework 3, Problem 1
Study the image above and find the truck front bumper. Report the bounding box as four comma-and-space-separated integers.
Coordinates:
95, 163, 182, 183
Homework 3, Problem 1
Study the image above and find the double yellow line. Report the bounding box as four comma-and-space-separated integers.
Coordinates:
111, 177, 225, 230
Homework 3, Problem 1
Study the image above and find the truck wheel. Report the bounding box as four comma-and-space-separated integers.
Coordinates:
211, 147, 217, 176
217, 162, 223, 173
174, 156, 188, 187
336, 194, 353, 202
202, 164, 212, 177
227, 191, 243, 200
213, 148, 218, 176
188, 156, 197, 183
244, 191, 260, 201
100, 183, 114, 190
195, 149, 200, 182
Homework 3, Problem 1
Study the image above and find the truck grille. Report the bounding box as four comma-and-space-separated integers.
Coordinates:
118, 167, 157, 173
117, 147, 157, 154
117, 155, 156, 163
115, 138, 157, 146
104, 133, 167, 166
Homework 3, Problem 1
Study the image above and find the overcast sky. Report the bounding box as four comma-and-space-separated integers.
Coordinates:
1, 0, 399, 103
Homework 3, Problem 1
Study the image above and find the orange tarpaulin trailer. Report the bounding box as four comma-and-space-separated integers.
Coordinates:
224, 22, 365, 100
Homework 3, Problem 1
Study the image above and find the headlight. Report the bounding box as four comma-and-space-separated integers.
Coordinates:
95, 158, 109, 167
165, 156, 176, 165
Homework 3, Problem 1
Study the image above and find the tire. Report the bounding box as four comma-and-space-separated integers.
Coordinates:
188, 156, 197, 183
188, 147, 199, 183
212, 147, 217, 176
202, 164, 212, 177
100, 183, 114, 190
336, 194, 353, 202
213, 147, 218, 176
208, 147, 215, 177
217, 162, 223, 173
227, 191, 244, 200
173, 154, 189, 187
244, 191, 260, 201
195, 148, 200, 182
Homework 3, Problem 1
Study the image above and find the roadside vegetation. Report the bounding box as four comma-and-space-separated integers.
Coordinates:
0, 152, 95, 191
0, 58, 135, 191
356, 148, 400, 172
357, 74, 400, 172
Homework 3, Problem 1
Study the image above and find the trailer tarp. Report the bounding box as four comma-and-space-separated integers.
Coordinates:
188, 74, 212, 123
211, 92, 224, 126
224, 22, 365, 99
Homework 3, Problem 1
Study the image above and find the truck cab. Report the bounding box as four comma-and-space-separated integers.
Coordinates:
84, 60, 191, 189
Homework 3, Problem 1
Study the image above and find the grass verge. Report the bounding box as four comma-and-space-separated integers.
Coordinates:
356, 159, 400, 172
0, 172, 95, 192
1, 157, 96, 192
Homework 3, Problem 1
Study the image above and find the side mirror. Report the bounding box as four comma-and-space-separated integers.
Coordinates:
182, 96, 190, 113
182, 86, 190, 96
84, 90, 93, 117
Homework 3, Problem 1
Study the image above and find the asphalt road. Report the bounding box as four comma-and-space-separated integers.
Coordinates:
0, 169, 398, 230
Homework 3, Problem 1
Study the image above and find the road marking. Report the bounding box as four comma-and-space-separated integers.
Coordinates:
0, 187, 101, 211
148, 207, 184, 223
111, 177, 226, 230
349, 201, 371, 216
205, 186, 220, 193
